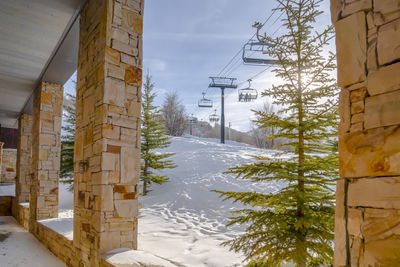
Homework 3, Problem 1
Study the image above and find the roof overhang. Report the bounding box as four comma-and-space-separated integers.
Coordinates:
0, 0, 86, 128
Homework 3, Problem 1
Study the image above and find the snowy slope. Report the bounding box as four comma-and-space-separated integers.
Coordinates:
56, 136, 281, 266
138, 136, 280, 266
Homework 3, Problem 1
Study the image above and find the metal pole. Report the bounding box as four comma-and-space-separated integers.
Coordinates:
228, 122, 231, 140
221, 88, 225, 144
190, 114, 193, 135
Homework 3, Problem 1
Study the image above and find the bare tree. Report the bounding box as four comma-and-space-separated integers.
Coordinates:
161, 92, 187, 136
250, 102, 276, 149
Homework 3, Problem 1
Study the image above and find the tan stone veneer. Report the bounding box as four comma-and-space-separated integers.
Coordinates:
0, 142, 3, 179
73, 0, 143, 264
1, 149, 16, 183
16, 114, 33, 203
30, 82, 63, 228
331, 0, 400, 266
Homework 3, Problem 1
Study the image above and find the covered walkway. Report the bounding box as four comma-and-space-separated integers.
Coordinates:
0, 216, 65, 267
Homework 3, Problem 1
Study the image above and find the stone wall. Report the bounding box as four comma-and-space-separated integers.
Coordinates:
0, 196, 12, 215
74, 0, 143, 264
0, 142, 3, 178
1, 149, 16, 183
35, 222, 80, 266
12, 201, 29, 230
30, 82, 63, 226
16, 114, 33, 203
331, 0, 400, 266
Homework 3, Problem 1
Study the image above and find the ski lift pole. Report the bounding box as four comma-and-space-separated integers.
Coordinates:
190, 114, 193, 135
208, 77, 237, 144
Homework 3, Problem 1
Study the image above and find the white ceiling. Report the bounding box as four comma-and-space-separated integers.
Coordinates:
0, 0, 86, 128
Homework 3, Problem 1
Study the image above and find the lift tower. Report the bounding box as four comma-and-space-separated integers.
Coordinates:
208, 77, 237, 144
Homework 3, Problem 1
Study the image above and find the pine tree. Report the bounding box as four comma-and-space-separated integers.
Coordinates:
141, 74, 176, 195
60, 93, 76, 186
214, 0, 339, 266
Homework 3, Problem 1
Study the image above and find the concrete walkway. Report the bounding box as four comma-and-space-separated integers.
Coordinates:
0, 216, 65, 267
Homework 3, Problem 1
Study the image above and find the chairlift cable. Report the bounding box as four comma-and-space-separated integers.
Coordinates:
223, 11, 283, 78
216, 4, 281, 78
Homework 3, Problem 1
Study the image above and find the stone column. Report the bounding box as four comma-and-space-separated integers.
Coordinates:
16, 114, 33, 203
331, 1, 400, 266
0, 142, 3, 180
30, 82, 63, 230
74, 0, 143, 262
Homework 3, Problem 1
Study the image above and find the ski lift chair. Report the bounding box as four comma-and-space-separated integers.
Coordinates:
238, 80, 258, 102
209, 110, 219, 123
242, 22, 279, 66
198, 92, 213, 108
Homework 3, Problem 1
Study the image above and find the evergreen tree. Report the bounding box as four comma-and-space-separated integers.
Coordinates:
141, 74, 176, 195
214, 1, 338, 266
60, 93, 76, 186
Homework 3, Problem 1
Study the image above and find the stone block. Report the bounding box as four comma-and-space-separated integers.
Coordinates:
125, 66, 142, 87
375, 0, 400, 15
377, 18, 400, 65
336, 12, 367, 87
113, 185, 135, 193
102, 152, 117, 171
350, 100, 364, 114
127, 100, 140, 117
362, 208, 400, 265
350, 121, 363, 132
367, 62, 400, 96
39, 134, 56, 146
105, 46, 120, 65
41, 91, 52, 104
351, 113, 364, 124
99, 231, 121, 253
339, 88, 351, 135
104, 77, 126, 107
364, 90, 400, 129
111, 39, 138, 57
342, 0, 372, 17
115, 199, 138, 218
348, 208, 363, 237
330, 0, 344, 24
350, 88, 367, 102
111, 27, 129, 44
339, 126, 400, 177
108, 171, 120, 184
121, 8, 143, 35
121, 53, 136, 65
334, 179, 347, 267
350, 236, 364, 266
363, 208, 400, 242
120, 147, 139, 184
348, 177, 400, 209
102, 124, 121, 139
107, 63, 125, 80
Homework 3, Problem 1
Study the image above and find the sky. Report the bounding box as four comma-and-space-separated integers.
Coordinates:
65, 0, 332, 131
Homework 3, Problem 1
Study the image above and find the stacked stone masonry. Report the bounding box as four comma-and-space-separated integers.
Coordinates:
0, 142, 3, 178
1, 149, 16, 183
16, 114, 33, 203
30, 82, 63, 227
332, 0, 400, 266
73, 0, 143, 265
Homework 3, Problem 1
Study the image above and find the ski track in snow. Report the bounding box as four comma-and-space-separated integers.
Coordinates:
138, 136, 280, 266
56, 136, 281, 266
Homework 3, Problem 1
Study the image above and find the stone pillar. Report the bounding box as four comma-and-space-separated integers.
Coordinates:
331, 1, 400, 266
0, 142, 3, 180
16, 114, 33, 203
30, 82, 63, 229
74, 0, 143, 263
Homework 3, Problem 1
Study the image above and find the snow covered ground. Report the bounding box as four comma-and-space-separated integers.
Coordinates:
0, 183, 15, 196
56, 136, 280, 266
